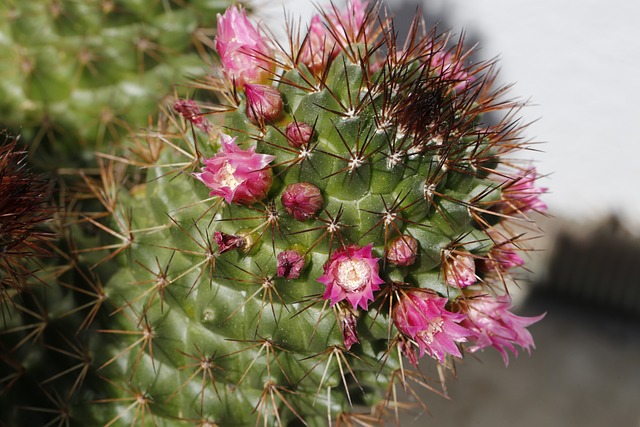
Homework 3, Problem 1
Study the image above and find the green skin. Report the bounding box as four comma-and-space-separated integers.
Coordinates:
0, 6, 534, 427
0, 0, 230, 170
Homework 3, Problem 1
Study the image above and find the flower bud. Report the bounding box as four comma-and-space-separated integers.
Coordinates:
280, 182, 323, 221
214, 231, 246, 254
244, 83, 284, 125
276, 250, 305, 279
173, 99, 211, 133
386, 235, 418, 267
285, 122, 314, 148
443, 251, 477, 288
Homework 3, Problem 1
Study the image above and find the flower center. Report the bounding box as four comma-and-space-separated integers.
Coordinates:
417, 317, 444, 345
336, 259, 370, 292
219, 161, 241, 190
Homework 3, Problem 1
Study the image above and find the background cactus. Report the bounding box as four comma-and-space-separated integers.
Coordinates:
1, 1, 547, 425
0, 0, 237, 171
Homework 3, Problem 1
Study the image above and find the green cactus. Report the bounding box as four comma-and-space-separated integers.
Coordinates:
0, 0, 237, 170
1, 1, 547, 426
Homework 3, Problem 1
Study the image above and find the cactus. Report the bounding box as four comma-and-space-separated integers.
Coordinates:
1, 1, 548, 425
0, 0, 237, 170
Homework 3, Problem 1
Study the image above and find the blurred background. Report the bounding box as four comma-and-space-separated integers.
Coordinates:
265, 0, 640, 425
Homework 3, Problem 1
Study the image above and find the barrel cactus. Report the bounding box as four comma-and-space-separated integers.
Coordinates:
1, 1, 548, 425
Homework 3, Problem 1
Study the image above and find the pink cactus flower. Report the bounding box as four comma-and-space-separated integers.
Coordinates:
300, 15, 336, 74
393, 290, 471, 363
216, 6, 274, 88
277, 250, 305, 279
214, 231, 246, 254
173, 99, 212, 133
443, 251, 477, 288
386, 235, 419, 267
318, 244, 384, 311
430, 51, 474, 92
462, 294, 545, 365
244, 83, 284, 124
281, 182, 323, 221
481, 230, 525, 272
500, 167, 548, 214
328, 0, 368, 44
195, 133, 275, 205
285, 121, 314, 148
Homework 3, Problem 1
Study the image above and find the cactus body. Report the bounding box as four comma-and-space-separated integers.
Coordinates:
1, 1, 547, 425
0, 0, 233, 169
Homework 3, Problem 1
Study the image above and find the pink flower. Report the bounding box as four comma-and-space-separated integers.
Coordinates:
281, 182, 323, 221
277, 250, 305, 279
300, 15, 336, 74
214, 231, 246, 254
244, 83, 284, 124
394, 290, 471, 363
173, 99, 212, 133
328, 0, 368, 44
500, 167, 548, 214
481, 230, 525, 272
443, 251, 477, 288
195, 133, 275, 205
386, 235, 418, 267
462, 294, 545, 366
285, 121, 314, 148
430, 51, 474, 92
216, 6, 274, 88
318, 244, 384, 311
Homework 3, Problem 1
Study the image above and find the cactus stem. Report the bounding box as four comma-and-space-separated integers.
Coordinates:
169, 345, 222, 409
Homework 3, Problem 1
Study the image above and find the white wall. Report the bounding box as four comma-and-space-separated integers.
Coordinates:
264, 0, 640, 228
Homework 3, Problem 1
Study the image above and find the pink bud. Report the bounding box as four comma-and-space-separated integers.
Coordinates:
215, 6, 274, 88
443, 251, 477, 288
338, 308, 360, 350
285, 122, 314, 148
244, 83, 284, 125
281, 182, 323, 221
386, 235, 418, 267
195, 133, 275, 205
276, 250, 305, 279
500, 167, 548, 214
173, 99, 212, 132
214, 231, 246, 254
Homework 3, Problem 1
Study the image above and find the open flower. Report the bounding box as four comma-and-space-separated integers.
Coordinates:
195, 133, 275, 205
216, 6, 274, 88
462, 294, 545, 365
394, 290, 471, 363
318, 244, 384, 310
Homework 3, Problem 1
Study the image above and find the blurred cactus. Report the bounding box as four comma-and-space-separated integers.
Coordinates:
0, 0, 237, 170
